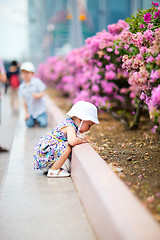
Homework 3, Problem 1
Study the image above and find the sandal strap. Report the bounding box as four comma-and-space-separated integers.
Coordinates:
47, 168, 70, 177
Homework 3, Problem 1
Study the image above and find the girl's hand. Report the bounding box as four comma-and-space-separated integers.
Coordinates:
80, 138, 89, 144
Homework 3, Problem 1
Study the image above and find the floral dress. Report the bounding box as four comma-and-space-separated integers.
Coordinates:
33, 118, 78, 171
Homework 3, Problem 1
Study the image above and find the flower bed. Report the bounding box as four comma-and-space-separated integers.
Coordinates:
46, 87, 160, 224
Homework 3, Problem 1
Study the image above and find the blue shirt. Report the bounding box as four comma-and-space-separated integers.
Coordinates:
19, 77, 46, 118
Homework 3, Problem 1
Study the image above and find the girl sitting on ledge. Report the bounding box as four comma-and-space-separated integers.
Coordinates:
33, 101, 99, 178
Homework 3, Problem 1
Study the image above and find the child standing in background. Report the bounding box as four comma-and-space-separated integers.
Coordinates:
19, 62, 48, 128
33, 101, 99, 178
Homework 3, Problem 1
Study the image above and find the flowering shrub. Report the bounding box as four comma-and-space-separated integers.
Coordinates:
148, 85, 160, 133
126, 2, 160, 33
38, 20, 129, 108
37, 2, 160, 132
37, 56, 67, 85
75, 20, 129, 106
116, 2, 160, 130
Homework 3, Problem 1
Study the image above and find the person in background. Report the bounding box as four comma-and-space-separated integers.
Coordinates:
18, 61, 48, 128
4, 61, 10, 94
7, 60, 20, 112
0, 60, 7, 84
0, 59, 8, 152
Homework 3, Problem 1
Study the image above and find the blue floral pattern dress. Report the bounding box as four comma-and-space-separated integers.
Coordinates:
34, 118, 78, 171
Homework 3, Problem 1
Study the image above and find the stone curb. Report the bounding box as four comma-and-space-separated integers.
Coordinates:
45, 95, 160, 240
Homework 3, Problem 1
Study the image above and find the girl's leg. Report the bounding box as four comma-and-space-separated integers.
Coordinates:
51, 145, 72, 170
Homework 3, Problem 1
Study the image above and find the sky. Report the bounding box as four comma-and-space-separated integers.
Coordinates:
0, 0, 28, 61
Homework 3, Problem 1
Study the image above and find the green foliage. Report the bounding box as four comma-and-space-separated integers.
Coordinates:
125, 5, 160, 34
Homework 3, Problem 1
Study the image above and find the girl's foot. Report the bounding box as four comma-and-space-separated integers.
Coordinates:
47, 168, 70, 178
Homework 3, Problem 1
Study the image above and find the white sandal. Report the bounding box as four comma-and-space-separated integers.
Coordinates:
47, 168, 70, 178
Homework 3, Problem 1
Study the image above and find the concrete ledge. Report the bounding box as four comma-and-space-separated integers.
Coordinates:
71, 144, 160, 240
45, 95, 160, 240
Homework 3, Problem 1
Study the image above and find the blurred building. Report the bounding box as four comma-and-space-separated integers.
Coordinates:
28, 0, 46, 66
27, 0, 160, 66
84, 0, 159, 39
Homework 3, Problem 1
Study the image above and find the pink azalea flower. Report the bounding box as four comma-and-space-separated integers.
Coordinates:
101, 80, 116, 94
152, 2, 159, 7
140, 92, 146, 100
105, 71, 116, 80
114, 49, 119, 55
140, 46, 147, 53
155, 54, 160, 65
143, 30, 153, 41
107, 47, 113, 52
104, 55, 110, 61
91, 85, 100, 93
120, 88, 128, 94
124, 44, 129, 50
150, 70, 160, 82
150, 85, 160, 107
148, 23, 153, 29
146, 56, 155, 63
139, 24, 145, 29
143, 12, 152, 23
154, 11, 160, 18
151, 126, 158, 133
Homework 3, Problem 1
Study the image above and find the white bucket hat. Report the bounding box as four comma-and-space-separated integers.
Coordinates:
66, 101, 99, 124
20, 62, 35, 73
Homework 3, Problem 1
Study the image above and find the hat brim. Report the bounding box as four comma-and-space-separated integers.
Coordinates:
66, 110, 99, 124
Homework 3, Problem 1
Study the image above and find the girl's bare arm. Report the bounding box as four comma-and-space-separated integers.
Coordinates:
66, 126, 88, 146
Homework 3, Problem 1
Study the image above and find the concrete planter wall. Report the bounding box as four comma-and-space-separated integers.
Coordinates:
45, 95, 160, 240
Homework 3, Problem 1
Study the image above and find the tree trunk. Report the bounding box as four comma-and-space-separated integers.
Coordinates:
130, 99, 143, 130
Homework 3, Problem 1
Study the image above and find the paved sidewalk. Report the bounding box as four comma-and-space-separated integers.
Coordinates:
0, 89, 18, 185
0, 100, 96, 240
